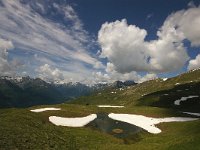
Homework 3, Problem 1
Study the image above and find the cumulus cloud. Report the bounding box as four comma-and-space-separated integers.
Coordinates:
99, 20, 150, 73
92, 69, 156, 84
105, 62, 141, 82
98, 6, 200, 75
98, 19, 188, 73
108, 71, 140, 83
0, 38, 15, 76
91, 62, 141, 84
138, 73, 157, 83
92, 72, 110, 83
161, 6, 200, 47
188, 54, 200, 70
37, 64, 64, 82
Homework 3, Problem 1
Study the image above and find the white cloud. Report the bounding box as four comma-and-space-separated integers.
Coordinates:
98, 6, 200, 75
138, 73, 157, 83
1, 0, 199, 84
161, 6, 200, 47
92, 69, 156, 84
0, 0, 103, 81
0, 38, 15, 76
99, 19, 151, 73
188, 54, 200, 70
52, 2, 88, 43
0, 38, 14, 50
98, 19, 188, 73
92, 72, 110, 83
92, 62, 141, 83
109, 71, 140, 82
37, 64, 64, 82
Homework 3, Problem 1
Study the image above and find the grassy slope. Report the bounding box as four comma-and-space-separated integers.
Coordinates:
0, 69, 200, 150
1, 105, 200, 150
71, 69, 200, 109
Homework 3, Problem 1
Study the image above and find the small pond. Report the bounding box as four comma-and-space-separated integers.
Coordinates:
86, 113, 144, 140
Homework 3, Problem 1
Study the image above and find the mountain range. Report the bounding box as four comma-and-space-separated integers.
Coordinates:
0, 76, 136, 108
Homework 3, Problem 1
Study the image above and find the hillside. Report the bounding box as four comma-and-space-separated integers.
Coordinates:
71, 68, 200, 113
0, 69, 200, 150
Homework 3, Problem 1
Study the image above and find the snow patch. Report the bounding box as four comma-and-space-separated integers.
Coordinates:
97, 105, 124, 108
182, 112, 200, 117
174, 96, 199, 105
49, 114, 97, 127
16, 77, 23, 82
109, 113, 198, 134
175, 83, 180, 85
119, 88, 124, 91
30, 107, 61, 112
111, 91, 117, 94
162, 78, 168, 81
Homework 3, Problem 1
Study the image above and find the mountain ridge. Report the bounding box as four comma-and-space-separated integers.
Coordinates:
0, 76, 136, 108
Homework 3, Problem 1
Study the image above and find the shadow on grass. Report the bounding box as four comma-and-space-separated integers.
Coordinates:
137, 82, 200, 113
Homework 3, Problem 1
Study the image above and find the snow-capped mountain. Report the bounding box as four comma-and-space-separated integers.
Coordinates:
0, 76, 136, 108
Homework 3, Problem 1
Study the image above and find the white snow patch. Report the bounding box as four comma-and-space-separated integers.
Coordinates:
30, 108, 61, 112
174, 96, 199, 105
49, 114, 97, 127
142, 94, 147, 97
164, 94, 169, 96
175, 83, 180, 85
119, 88, 124, 91
108, 113, 198, 134
111, 91, 117, 94
182, 112, 200, 117
16, 77, 23, 82
162, 78, 168, 81
97, 105, 124, 108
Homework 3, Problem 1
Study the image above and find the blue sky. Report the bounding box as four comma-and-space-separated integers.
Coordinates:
0, 0, 200, 84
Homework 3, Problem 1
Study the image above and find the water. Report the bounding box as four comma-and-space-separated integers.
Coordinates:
86, 112, 143, 139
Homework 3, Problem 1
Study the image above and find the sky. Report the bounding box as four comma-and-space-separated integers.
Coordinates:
0, 0, 200, 84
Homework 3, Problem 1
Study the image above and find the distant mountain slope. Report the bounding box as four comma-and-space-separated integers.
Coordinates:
0, 76, 136, 108
0, 77, 93, 108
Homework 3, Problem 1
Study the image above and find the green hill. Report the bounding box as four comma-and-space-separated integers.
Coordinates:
71, 69, 200, 112
0, 69, 200, 150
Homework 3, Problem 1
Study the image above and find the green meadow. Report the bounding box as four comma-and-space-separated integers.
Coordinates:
1, 69, 200, 150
